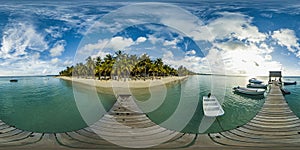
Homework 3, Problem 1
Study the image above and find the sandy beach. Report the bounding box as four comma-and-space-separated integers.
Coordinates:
57, 76, 189, 94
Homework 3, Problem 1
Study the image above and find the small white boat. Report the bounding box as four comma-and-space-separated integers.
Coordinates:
203, 95, 224, 117
233, 86, 265, 95
283, 81, 297, 85
249, 78, 263, 84
247, 83, 267, 89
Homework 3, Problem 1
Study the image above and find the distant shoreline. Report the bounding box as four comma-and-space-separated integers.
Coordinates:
57, 76, 189, 95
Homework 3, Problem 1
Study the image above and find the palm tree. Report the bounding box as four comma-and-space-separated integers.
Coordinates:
154, 58, 163, 77
59, 51, 193, 80
59, 66, 74, 76
114, 51, 124, 81
85, 56, 95, 78
138, 54, 152, 80
103, 54, 115, 80
94, 56, 102, 80
129, 54, 138, 79
149, 63, 158, 79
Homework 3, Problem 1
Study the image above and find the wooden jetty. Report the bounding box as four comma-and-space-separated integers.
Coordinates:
0, 82, 300, 149
209, 82, 300, 148
0, 95, 197, 149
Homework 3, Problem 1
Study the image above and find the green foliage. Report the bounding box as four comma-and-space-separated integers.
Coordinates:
59, 50, 194, 79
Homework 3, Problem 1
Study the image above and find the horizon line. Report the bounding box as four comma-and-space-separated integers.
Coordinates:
1, 74, 300, 77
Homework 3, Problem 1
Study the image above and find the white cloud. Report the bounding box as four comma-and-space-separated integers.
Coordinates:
77, 37, 136, 63
107, 36, 134, 50
148, 35, 163, 44
191, 12, 267, 43
162, 51, 209, 73
163, 51, 174, 59
0, 22, 66, 76
63, 60, 73, 66
92, 51, 109, 59
42, 69, 48, 74
181, 12, 283, 76
0, 57, 63, 76
45, 26, 63, 38
186, 50, 196, 55
49, 40, 66, 57
79, 39, 109, 55
79, 36, 147, 59
271, 29, 300, 53
163, 39, 179, 48
265, 55, 272, 61
0, 22, 48, 59
213, 40, 273, 55
201, 48, 226, 74
216, 46, 281, 76
136, 37, 147, 43
51, 58, 60, 64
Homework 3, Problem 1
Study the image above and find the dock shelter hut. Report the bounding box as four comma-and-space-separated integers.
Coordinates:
269, 71, 282, 83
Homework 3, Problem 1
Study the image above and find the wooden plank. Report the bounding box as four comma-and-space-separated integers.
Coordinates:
212, 82, 300, 147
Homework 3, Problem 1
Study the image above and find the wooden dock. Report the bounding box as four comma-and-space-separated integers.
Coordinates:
209, 82, 300, 148
0, 82, 300, 149
0, 95, 197, 149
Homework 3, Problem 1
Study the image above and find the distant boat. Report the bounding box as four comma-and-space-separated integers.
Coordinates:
247, 83, 267, 89
280, 87, 291, 95
283, 81, 296, 85
203, 95, 224, 117
9, 79, 18, 82
249, 78, 263, 84
233, 86, 265, 95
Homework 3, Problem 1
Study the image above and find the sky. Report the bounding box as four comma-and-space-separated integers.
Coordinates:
0, 0, 300, 76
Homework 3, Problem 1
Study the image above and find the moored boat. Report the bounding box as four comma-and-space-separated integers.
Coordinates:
247, 83, 267, 89
280, 88, 291, 95
203, 95, 224, 117
248, 78, 263, 84
233, 86, 265, 95
283, 81, 296, 85
9, 79, 18, 82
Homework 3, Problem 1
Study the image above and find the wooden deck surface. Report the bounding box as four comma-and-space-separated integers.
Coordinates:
209, 82, 300, 148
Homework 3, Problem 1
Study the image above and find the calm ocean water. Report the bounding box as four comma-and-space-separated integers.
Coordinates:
0, 76, 116, 133
1, 75, 297, 133
282, 77, 300, 117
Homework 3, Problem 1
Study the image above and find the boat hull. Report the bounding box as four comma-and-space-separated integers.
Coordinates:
281, 88, 291, 95
283, 81, 296, 85
233, 87, 265, 95
247, 83, 267, 89
203, 96, 224, 117
249, 78, 263, 84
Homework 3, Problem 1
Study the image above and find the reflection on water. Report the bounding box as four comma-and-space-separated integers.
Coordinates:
283, 77, 300, 117
137, 75, 265, 133
0, 75, 268, 133
0, 77, 115, 133
232, 91, 266, 100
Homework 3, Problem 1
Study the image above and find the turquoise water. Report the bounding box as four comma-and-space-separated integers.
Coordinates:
0, 75, 267, 133
0, 77, 115, 133
135, 75, 266, 133
282, 77, 300, 117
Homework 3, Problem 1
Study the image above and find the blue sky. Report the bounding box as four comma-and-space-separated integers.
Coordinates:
0, 0, 300, 76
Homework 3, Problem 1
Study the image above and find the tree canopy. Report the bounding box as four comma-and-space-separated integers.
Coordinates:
59, 51, 195, 80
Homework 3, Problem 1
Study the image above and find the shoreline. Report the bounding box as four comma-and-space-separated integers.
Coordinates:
57, 76, 189, 94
